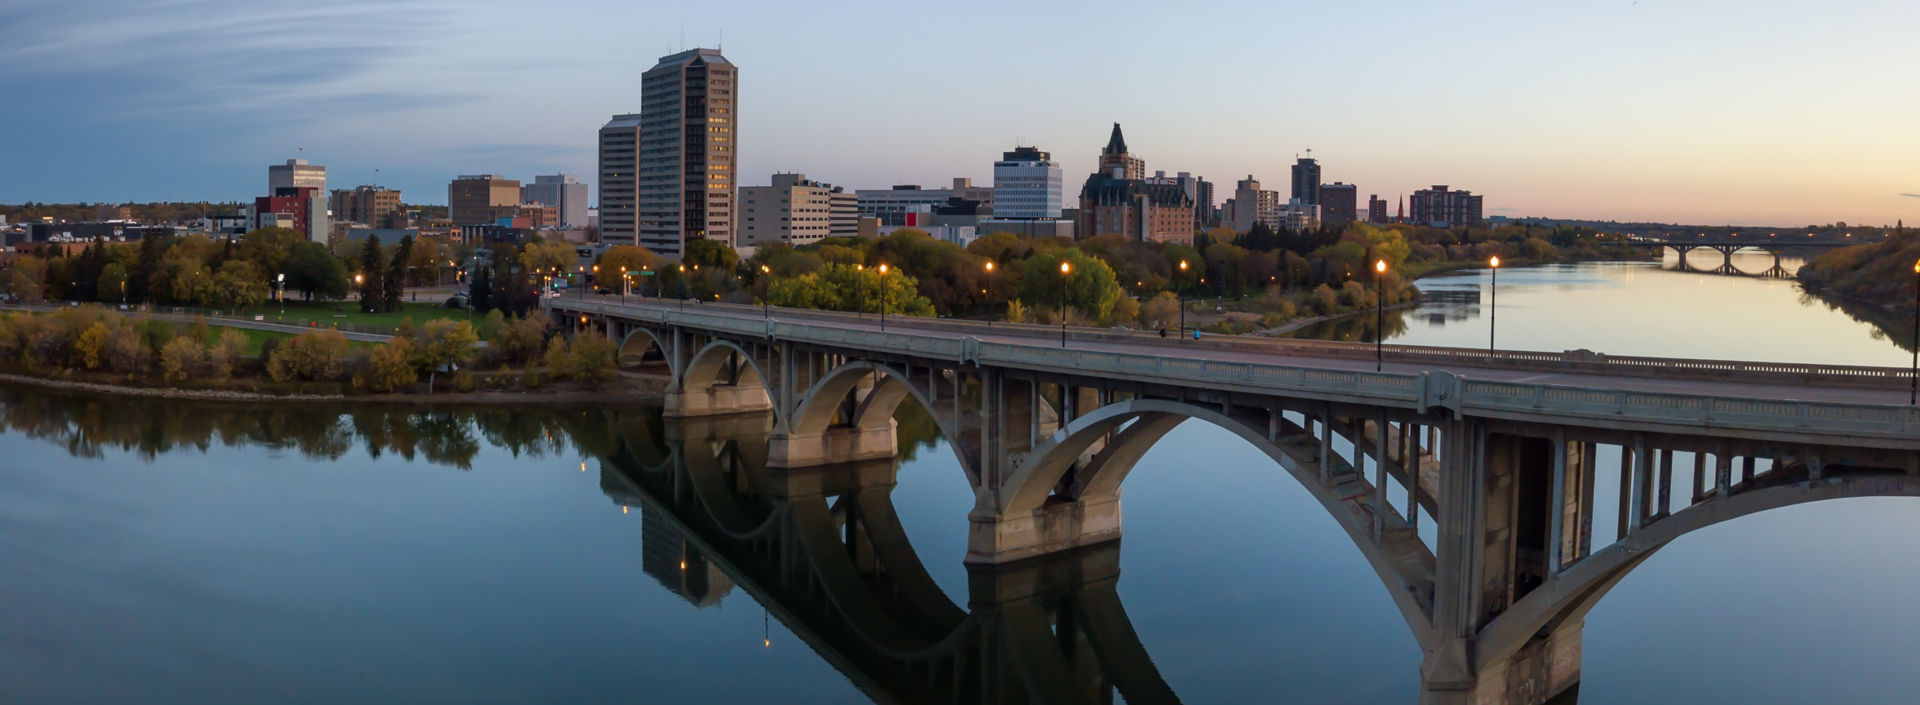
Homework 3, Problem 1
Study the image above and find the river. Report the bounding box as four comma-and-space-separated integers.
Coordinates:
4, 256, 1918, 704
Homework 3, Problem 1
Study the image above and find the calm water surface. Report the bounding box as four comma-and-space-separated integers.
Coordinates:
4, 258, 1919, 704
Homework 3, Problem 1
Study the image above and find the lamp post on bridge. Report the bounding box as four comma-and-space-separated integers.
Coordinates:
1059, 260, 1072, 348
1488, 255, 1500, 352
1178, 259, 1189, 338
878, 263, 889, 332
1374, 258, 1387, 372
983, 260, 995, 326
1911, 258, 1919, 406
855, 264, 866, 319
761, 264, 772, 320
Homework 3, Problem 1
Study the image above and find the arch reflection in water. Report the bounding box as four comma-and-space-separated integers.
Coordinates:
599, 409, 1182, 705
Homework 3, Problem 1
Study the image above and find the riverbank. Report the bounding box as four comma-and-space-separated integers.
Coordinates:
0, 371, 668, 405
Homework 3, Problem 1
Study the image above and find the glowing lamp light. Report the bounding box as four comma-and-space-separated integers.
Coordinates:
1489, 256, 1501, 268
1060, 262, 1071, 274
1375, 260, 1387, 273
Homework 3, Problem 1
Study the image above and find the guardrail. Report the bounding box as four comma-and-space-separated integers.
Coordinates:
550, 297, 1914, 390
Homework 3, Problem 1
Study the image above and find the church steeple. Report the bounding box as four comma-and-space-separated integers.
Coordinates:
1104, 122, 1128, 155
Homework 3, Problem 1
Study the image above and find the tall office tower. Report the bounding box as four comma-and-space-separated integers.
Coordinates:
1096, 123, 1145, 180
269, 158, 326, 193
639, 48, 737, 256
1194, 178, 1216, 229
523, 175, 590, 229
1318, 182, 1358, 224
737, 173, 847, 248
448, 175, 521, 226
1367, 194, 1389, 224
992, 146, 1063, 219
599, 114, 642, 245
1290, 155, 1321, 206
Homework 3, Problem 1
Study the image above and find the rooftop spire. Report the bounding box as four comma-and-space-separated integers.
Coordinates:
1104, 122, 1128, 155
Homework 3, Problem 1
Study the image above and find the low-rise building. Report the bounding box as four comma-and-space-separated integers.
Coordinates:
737, 173, 855, 248
1410, 185, 1485, 227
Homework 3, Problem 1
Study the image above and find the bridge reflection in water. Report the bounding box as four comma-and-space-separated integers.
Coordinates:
599, 409, 1181, 705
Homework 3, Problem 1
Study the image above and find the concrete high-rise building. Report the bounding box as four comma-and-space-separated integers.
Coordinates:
829, 189, 858, 238
736, 173, 853, 248
269, 158, 326, 193
1226, 176, 1281, 232
639, 48, 737, 256
522, 174, 590, 229
1194, 178, 1216, 229
1409, 185, 1485, 227
1367, 194, 1389, 224
448, 175, 520, 226
1319, 182, 1358, 224
330, 185, 402, 225
598, 114, 642, 245
991, 146, 1063, 219
1290, 155, 1321, 206
1096, 123, 1145, 180
1281, 199, 1321, 231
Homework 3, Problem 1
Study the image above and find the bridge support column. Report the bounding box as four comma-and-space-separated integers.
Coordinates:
664, 384, 773, 418
1424, 425, 1585, 705
767, 420, 898, 468
965, 493, 1123, 565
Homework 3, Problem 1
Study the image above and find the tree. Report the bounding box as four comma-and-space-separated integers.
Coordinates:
267, 330, 351, 382
566, 332, 617, 382
519, 240, 575, 288
97, 263, 130, 305
595, 245, 664, 293
283, 242, 349, 302
159, 337, 206, 383
1140, 291, 1180, 331
498, 311, 552, 364
762, 263, 934, 316
239, 227, 302, 278
684, 238, 739, 272
214, 260, 269, 308
384, 234, 414, 312
129, 233, 163, 304
357, 235, 385, 313
414, 319, 478, 372
1018, 248, 1121, 322
468, 266, 493, 313
360, 337, 418, 392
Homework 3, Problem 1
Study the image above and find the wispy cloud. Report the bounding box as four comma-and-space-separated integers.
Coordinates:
1901, 193, 1920, 199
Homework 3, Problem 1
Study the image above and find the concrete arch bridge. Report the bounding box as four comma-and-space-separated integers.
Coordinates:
557, 297, 1920, 705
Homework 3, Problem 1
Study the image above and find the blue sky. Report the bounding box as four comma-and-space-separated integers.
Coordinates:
3, 0, 1917, 226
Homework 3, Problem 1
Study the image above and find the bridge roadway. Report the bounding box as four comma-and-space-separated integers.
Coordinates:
562, 296, 1911, 411
552, 296, 1920, 705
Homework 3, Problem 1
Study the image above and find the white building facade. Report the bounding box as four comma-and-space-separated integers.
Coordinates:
991, 146, 1062, 219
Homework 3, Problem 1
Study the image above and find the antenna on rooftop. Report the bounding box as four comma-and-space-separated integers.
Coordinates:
680, 25, 685, 52
719, 28, 724, 51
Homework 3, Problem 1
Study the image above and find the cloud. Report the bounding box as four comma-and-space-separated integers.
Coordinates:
1901, 193, 1920, 199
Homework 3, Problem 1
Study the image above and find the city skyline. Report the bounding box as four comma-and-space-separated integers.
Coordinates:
3, 0, 1917, 227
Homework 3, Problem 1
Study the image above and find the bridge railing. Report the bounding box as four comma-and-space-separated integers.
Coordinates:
554, 298, 1913, 391
562, 299, 1920, 442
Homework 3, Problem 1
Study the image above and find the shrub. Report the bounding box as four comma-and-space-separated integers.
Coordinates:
159, 337, 206, 383
1005, 299, 1028, 324
208, 330, 249, 379
266, 329, 351, 382
102, 321, 148, 375
566, 332, 617, 383
75, 321, 111, 370
359, 336, 418, 392
415, 319, 478, 372
541, 336, 569, 373
497, 311, 552, 364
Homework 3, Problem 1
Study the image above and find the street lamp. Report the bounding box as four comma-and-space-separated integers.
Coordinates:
760, 264, 772, 319
878, 263, 889, 331
1058, 260, 1071, 348
1488, 255, 1500, 352
1374, 259, 1387, 372
1911, 258, 1919, 405
677, 264, 688, 309
276, 273, 286, 316
855, 264, 866, 318
984, 260, 996, 326
1178, 259, 1189, 338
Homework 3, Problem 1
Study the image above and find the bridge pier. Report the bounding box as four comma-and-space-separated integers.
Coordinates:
664, 384, 773, 418
965, 494, 1123, 565
767, 421, 899, 468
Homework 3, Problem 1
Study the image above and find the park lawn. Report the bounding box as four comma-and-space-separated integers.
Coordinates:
232, 301, 476, 332
207, 325, 377, 354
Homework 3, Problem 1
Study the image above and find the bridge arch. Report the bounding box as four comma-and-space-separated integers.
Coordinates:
671, 339, 778, 420
787, 360, 976, 485
1474, 474, 1920, 670
998, 398, 1439, 647
616, 327, 673, 374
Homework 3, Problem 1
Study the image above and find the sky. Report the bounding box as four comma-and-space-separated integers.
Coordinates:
2, 0, 1917, 227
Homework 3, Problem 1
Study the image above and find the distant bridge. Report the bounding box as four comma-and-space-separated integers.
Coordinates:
1624, 237, 1854, 278
554, 296, 1920, 705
